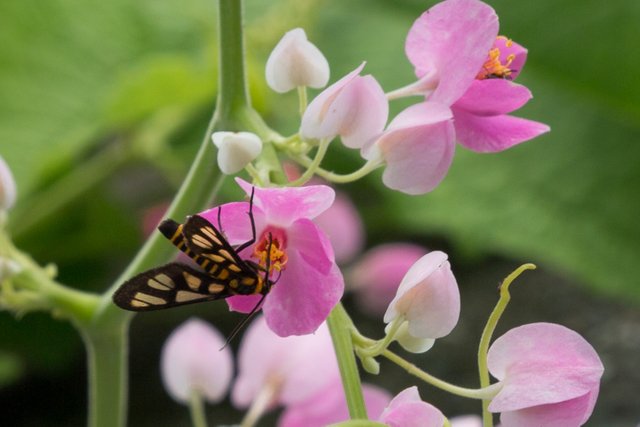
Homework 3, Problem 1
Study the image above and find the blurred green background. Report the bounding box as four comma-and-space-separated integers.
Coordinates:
0, 0, 638, 426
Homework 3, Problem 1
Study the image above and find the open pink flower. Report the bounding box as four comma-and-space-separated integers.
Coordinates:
198, 178, 344, 337
487, 323, 604, 427
383, 251, 460, 353
232, 316, 339, 409
160, 318, 233, 404
349, 243, 428, 316
405, 0, 549, 152
379, 386, 445, 427
367, 102, 455, 195
301, 63, 388, 149
279, 380, 392, 427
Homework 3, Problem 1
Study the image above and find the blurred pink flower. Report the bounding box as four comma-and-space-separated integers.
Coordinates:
379, 386, 445, 427
487, 323, 604, 427
313, 191, 365, 264
0, 155, 17, 211
199, 178, 344, 337
384, 251, 460, 353
405, 0, 549, 153
366, 102, 455, 195
160, 318, 233, 404
349, 243, 428, 316
232, 316, 339, 409
278, 380, 392, 427
301, 63, 388, 149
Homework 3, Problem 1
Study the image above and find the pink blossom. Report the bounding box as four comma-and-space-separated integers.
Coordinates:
379, 386, 445, 427
349, 243, 428, 316
278, 380, 392, 427
160, 318, 233, 404
367, 102, 455, 195
232, 316, 339, 409
405, 0, 549, 153
487, 323, 604, 427
198, 178, 344, 337
300, 63, 388, 149
384, 251, 460, 353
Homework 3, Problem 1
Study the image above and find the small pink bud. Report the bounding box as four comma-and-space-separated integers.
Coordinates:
0, 155, 17, 212
379, 386, 446, 427
160, 318, 233, 404
349, 243, 428, 316
383, 251, 460, 353
265, 28, 330, 93
211, 131, 262, 175
301, 63, 388, 149
487, 323, 604, 427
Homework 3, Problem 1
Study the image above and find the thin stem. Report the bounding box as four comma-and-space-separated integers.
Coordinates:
326, 303, 368, 420
356, 316, 403, 358
240, 379, 281, 427
293, 156, 383, 184
288, 138, 330, 186
297, 86, 308, 116
189, 390, 209, 427
381, 349, 501, 400
477, 263, 536, 427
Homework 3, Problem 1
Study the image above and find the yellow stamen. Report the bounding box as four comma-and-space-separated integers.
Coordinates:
476, 36, 516, 80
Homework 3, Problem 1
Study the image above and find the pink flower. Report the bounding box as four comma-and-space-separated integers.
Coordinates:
198, 178, 344, 337
367, 102, 455, 195
383, 251, 460, 353
487, 323, 604, 427
232, 316, 339, 409
278, 380, 392, 427
349, 243, 429, 316
405, 0, 549, 153
300, 63, 388, 149
160, 318, 233, 404
379, 386, 445, 427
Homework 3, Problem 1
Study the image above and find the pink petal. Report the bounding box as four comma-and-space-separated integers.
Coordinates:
287, 217, 335, 275
263, 251, 344, 336
452, 108, 550, 153
198, 201, 263, 248
494, 36, 527, 80
499, 390, 599, 427
405, 0, 499, 105
236, 178, 335, 227
232, 317, 338, 408
278, 381, 392, 427
488, 323, 604, 412
384, 251, 460, 339
376, 103, 455, 195
349, 243, 428, 316
160, 319, 233, 404
314, 191, 365, 264
453, 80, 532, 116
379, 386, 445, 427
301, 63, 389, 148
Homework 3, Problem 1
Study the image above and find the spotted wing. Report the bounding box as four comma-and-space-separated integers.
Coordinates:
112, 262, 233, 311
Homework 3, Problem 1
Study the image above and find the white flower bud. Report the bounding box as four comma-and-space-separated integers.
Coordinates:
265, 28, 330, 93
0, 155, 17, 211
211, 132, 262, 175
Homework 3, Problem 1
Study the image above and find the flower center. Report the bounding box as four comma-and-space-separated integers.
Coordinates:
253, 228, 288, 274
476, 36, 516, 80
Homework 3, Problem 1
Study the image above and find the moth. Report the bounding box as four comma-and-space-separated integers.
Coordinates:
113, 189, 275, 319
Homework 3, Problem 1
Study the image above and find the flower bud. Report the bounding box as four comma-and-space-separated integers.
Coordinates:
160, 318, 233, 404
0, 155, 17, 212
265, 28, 330, 93
211, 132, 262, 175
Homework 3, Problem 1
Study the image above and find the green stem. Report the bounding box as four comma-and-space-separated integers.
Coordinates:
288, 138, 330, 186
326, 303, 368, 420
297, 86, 308, 116
83, 1, 255, 426
477, 263, 536, 427
381, 349, 500, 400
294, 156, 383, 184
189, 390, 209, 427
